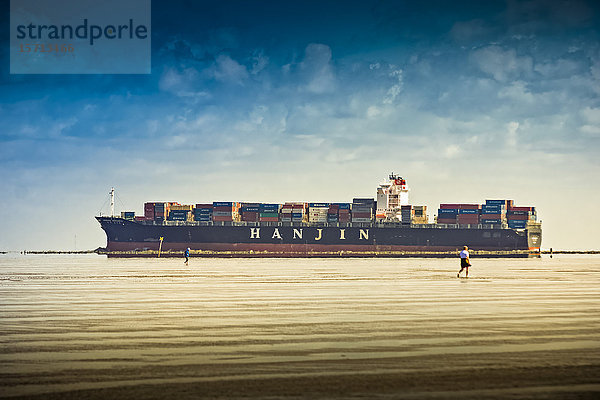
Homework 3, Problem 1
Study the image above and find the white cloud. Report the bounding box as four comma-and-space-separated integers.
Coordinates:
498, 81, 535, 103
300, 43, 336, 93
534, 58, 581, 78
507, 121, 519, 147
159, 67, 210, 99
383, 69, 403, 104
580, 107, 600, 137
213, 54, 249, 85
366, 106, 381, 118
470, 45, 532, 81
444, 144, 460, 158
251, 50, 269, 75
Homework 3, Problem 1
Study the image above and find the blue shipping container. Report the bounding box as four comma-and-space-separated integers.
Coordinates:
481, 219, 502, 224
213, 202, 234, 207
438, 209, 459, 215
508, 220, 527, 228
486, 200, 508, 206
458, 209, 479, 214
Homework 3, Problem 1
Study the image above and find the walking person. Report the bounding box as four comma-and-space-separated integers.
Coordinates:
457, 246, 471, 277
184, 247, 190, 266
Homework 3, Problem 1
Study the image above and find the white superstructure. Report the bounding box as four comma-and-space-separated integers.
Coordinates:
376, 173, 409, 221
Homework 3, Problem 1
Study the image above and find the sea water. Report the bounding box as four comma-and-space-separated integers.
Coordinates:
1, 254, 599, 398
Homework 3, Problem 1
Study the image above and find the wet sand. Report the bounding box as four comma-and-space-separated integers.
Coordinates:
1, 254, 599, 399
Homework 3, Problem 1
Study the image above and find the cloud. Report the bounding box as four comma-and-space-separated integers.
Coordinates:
470, 45, 533, 81
159, 67, 210, 98
498, 81, 535, 103
506, 121, 519, 147
383, 69, 403, 104
213, 54, 249, 84
580, 107, 600, 137
250, 50, 269, 75
300, 43, 336, 93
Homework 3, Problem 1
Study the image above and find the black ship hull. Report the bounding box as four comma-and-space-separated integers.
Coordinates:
96, 217, 542, 255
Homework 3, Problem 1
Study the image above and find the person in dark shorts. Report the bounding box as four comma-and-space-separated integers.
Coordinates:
184, 247, 190, 266
457, 246, 471, 277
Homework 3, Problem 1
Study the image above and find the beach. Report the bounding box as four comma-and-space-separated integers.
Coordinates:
1, 254, 599, 399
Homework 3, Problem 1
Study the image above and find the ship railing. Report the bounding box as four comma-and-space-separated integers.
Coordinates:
140, 220, 509, 230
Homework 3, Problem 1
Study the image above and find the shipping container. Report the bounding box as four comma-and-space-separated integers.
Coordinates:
259, 217, 279, 222
481, 219, 502, 224
121, 211, 135, 220
509, 206, 535, 212
437, 218, 457, 224
480, 213, 503, 219
508, 220, 527, 229
507, 214, 529, 221
438, 209, 458, 215
213, 202, 234, 207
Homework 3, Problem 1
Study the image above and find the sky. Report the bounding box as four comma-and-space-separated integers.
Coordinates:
1, 0, 599, 251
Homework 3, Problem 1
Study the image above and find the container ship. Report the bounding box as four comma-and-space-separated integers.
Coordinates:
96, 174, 542, 256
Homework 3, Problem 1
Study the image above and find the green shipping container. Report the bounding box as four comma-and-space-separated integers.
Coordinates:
259, 212, 279, 218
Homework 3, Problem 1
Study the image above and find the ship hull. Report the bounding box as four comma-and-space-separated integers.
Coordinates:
97, 217, 541, 255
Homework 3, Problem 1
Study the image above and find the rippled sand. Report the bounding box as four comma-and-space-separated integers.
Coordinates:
1, 254, 599, 399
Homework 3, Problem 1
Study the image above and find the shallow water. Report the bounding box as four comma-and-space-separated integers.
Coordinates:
1, 254, 599, 399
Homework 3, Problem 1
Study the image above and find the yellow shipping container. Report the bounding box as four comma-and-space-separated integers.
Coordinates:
171, 205, 194, 211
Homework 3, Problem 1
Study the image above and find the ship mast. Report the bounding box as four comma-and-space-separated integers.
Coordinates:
110, 187, 115, 217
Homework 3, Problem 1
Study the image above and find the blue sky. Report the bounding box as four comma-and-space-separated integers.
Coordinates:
1, 0, 599, 250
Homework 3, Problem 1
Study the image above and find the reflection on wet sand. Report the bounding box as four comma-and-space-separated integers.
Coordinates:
1, 255, 599, 399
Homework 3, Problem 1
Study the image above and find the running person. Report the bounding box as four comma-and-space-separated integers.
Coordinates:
184, 247, 190, 266
457, 246, 471, 277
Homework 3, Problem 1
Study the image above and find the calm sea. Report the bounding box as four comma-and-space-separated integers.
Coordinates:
1, 254, 599, 399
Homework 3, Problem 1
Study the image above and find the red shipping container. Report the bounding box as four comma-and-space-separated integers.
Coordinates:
507, 214, 528, 220
459, 204, 481, 210
440, 204, 461, 209
195, 203, 213, 208
509, 206, 534, 212
480, 213, 502, 219
259, 217, 279, 222
212, 216, 233, 222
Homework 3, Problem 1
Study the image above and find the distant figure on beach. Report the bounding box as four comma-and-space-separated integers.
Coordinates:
184, 247, 190, 265
457, 246, 471, 277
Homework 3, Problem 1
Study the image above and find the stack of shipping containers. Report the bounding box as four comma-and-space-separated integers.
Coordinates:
280, 203, 293, 222
338, 203, 351, 223
144, 202, 155, 220
327, 204, 339, 223
259, 203, 279, 222
437, 204, 459, 224
401, 205, 413, 224
193, 204, 213, 222
507, 205, 536, 229
169, 204, 193, 222
456, 204, 480, 225
292, 203, 305, 222
437, 204, 480, 225
153, 202, 168, 223
308, 203, 329, 223
412, 205, 428, 224
480, 200, 509, 225
352, 198, 375, 223
240, 203, 260, 222
212, 202, 239, 222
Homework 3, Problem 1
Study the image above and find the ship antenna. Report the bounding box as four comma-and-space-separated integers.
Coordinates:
110, 187, 115, 217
